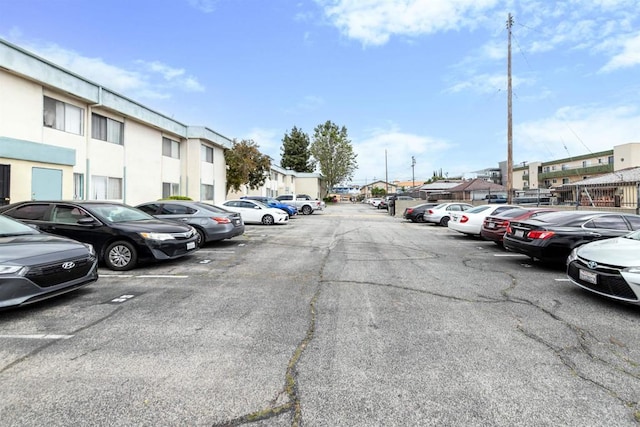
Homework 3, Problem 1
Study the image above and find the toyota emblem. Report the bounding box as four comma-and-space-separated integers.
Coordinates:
62, 262, 76, 270
587, 261, 598, 270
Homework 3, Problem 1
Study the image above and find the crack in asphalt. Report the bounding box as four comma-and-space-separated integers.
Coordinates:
462, 257, 640, 419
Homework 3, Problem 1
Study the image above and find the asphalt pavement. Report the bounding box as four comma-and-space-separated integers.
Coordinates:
0, 202, 639, 426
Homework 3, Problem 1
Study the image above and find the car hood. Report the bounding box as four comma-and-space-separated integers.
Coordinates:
0, 234, 90, 264
111, 219, 193, 233
577, 237, 640, 266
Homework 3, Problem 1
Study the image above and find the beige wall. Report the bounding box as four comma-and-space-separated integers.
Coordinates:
0, 158, 74, 202
614, 143, 640, 170
0, 73, 42, 142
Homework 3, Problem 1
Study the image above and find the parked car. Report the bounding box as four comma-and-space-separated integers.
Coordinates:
369, 198, 383, 208
240, 196, 298, 217
503, 210, 640, 263
222, 199, 289, 225
481, 207, 556, 246
0, 201, 199, 271
448, 204, 520, 236
484, 194, 508, 203
402, 203, 439, 223
423, 202, 474, 227
275, 194, 323, 215
0, 213, 99, 309
135, 200, 245, 247
566, 230, 640, 304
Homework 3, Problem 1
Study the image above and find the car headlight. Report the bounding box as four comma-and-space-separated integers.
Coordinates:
139, 232, 175, 241
0, 265, 26, 276
622, 267, 640, 274
566, 248, 578, 265
83, 243, 96, 256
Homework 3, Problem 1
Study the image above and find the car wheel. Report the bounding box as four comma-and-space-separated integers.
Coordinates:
195, 228, 207, 248
439, 216, 450, 227
262, 214, 275, 225
417, 214, 425, 223
104, 240, 137, 271
302, 205, 312, 215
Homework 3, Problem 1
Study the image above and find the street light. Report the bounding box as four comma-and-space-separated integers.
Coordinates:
411, 156, 416, 189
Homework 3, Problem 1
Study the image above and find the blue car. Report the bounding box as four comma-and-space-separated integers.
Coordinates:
240, 196, 298, 217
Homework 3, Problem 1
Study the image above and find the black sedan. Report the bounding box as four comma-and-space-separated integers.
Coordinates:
402, 203, 439, 223
136, 200, 245, 247
0, 201, 199, 271
503, 210, 640, 263
0, 214, 98, 309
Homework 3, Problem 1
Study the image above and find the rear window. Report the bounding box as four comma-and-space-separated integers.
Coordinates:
4, 203, 49, 221
584, 215, 630, 231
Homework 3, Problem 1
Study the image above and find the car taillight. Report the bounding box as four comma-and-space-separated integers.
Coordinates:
500, 220, 510, 227
527, 230, 555, 239
460, 215, 469, 223
407, 208, 413, 214
428, 209, 434, 214
213, 217, 231, 224
506, 225, 512, 234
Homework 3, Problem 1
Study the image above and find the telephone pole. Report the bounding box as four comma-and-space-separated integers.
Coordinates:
411, 156, 416, 189
506, 13, 514, 204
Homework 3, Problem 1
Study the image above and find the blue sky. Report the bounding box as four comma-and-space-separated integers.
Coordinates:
2, 0, 640, 186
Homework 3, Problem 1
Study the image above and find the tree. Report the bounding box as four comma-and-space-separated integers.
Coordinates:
309, 120, 358, 191
280, 126, 315, 172
225, 139, 271, 193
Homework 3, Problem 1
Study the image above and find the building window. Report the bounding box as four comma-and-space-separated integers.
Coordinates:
162, 182, 180, 198
92, 113, 124, 145
201, 145, 214, 163
73, 173, 84, 199
43, 96, 84, 135
608, 156, 614, 164
201, 184, 214, 200
551, 166, 556, 171
598, 158, 603, 164
561, 164, 568, 170
162, 137, 180, 159
91, 175, 122, 200
562, 178, 570, 184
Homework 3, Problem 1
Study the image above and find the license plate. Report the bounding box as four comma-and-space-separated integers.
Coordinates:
187, 242, 196, 250
487, 223, 496, 229
514, 229, 524, 238
579, 269, 598, 284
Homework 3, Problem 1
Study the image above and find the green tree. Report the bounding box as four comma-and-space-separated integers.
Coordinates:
309, 120, 358, 191
280, 126, 314, 172
225, 139, 271, 193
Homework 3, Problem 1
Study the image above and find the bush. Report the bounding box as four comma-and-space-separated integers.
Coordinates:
161, 195, 192, 200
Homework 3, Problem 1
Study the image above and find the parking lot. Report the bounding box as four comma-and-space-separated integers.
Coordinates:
1, 202, 639, 426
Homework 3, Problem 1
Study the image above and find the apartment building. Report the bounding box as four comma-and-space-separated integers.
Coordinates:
0, 39, 230, 206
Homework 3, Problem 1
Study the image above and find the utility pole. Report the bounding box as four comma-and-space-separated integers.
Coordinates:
385, 149, 389, 195
506, 13, 514, 204
411, 156, 416, 189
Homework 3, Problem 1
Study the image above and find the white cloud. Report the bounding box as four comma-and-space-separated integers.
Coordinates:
187, 0, 218, 13
514, 104, 640, 162
315, 0, 500, 46
599, 32, 640, 72
13, 42, 204, 99
351, 124, 454, 183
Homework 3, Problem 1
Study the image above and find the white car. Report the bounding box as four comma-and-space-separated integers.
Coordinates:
448, 204, 520, 236
369, 198, 383, 208
222, 199, 289, 225
567, 230, 640, 304
423, 202, 473, 227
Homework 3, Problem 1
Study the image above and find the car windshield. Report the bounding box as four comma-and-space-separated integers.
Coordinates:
623, 230, 640, 240
0, 214, 39, 236
195, 202, 233, 214
466, 206, 492, 214
88, 204, 154, 223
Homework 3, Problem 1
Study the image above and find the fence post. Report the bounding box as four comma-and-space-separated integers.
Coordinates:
576, 185, 580, 210
637, 183, 640, 215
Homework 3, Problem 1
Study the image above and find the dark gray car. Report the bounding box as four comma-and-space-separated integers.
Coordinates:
136, 200, 245, 247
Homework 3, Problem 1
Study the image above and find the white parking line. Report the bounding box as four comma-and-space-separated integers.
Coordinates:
137, 275, 188, 278
555, 278, 571, 281
0, 334, 74, 340
493, 254, 526, 257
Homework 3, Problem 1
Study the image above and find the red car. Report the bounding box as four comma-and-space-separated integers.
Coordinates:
481, 207, 556, 246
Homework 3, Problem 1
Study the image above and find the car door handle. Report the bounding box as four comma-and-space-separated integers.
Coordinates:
588, 232, 601, 237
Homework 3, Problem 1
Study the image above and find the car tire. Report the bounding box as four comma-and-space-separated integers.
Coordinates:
104, 240, 137, 271
417, 214, 425, 223
262, 214, 274, 225
195, 228, 207, 248
439, 216, 450, 227
302, 205, 312, 215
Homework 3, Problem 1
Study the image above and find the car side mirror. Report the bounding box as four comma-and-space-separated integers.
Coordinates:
77, 217, 98, 226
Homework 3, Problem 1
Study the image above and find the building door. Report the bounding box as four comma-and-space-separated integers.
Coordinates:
32, 167, 62, 200
0, 164, 9, 206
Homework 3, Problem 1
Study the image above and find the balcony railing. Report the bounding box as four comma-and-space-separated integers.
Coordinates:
538, 163, 613, 180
